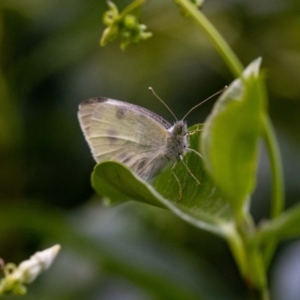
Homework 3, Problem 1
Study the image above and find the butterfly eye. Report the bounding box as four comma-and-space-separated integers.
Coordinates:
176, 128, 182, 134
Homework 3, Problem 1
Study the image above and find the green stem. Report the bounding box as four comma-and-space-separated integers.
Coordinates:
173, 1, 278, 296
175, 0, 243, 78
222, 223, 248, 279
247, 245, 268, 297
262, 115, 285, 219
261, 115, 285, 266
225, 223, 269, 299
119, 0, 145, 19
235, 210, 268, 295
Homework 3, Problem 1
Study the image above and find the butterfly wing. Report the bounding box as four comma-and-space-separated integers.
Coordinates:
78, 98, 172, 180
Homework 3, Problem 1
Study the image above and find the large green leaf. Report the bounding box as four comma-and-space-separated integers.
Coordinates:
201, 58, 267, 212
92, 125, 234, 237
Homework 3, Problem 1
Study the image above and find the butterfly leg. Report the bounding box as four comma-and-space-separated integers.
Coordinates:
189, 125, 202, 136
188, 126, 204, 159
181, 159, 201, 185
171, 162, 182, 202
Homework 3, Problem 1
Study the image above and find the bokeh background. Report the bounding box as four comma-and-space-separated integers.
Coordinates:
1, 0, 300, 299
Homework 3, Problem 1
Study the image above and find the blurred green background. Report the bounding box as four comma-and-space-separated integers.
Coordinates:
1, 0, 300, 299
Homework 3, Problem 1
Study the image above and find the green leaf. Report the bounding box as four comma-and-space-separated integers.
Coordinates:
91, 125, 234, 237
256, 202, 300, 243
201, 58, 267, 213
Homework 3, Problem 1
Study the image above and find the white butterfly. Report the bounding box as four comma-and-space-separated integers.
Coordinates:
78, 97, 196, 176
78, 88, 224, 197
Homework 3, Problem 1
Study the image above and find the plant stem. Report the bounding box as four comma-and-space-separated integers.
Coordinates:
247, 244, 268, 297
119, 0, 145, 19
222, 223, 248, 278
261, 115, 285, 266
234, 210, 269, 296
174, 0, 281, 295
175, 0, 243, 78
262, 115, 285, 219
225, 230, 271, 300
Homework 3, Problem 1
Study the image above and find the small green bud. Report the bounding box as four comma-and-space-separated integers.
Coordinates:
124, 15, 137, 29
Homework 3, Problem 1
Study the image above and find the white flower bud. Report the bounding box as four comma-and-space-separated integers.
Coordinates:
0, 245, 61, 295
10, 244, 61, 284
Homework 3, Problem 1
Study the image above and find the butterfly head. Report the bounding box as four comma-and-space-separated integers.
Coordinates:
167, 120, 189, 161
171, 120, 188, 136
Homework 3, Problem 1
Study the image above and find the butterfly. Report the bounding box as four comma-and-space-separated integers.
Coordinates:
77, 88, 224, 199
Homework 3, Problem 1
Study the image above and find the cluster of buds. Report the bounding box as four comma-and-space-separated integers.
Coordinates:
100, 1, 152, 50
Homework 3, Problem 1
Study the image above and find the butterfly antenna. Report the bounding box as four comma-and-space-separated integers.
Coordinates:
148, 87, 178, 121
182, 86, 228, 121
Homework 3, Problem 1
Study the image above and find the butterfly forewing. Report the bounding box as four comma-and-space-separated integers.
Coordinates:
78, 98, 172, 180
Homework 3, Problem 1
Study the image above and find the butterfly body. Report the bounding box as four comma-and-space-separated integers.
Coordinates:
78, 97, 190, 181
